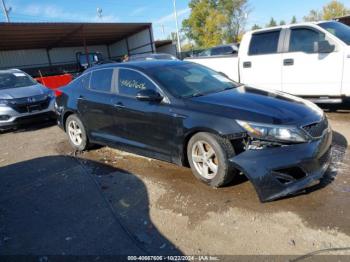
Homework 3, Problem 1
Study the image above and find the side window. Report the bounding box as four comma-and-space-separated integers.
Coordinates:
118, 69, 157, 97
289, 28, 325, 53
248, 31, 281, 55
80, 73, 91, 89
90, 69, 113, 92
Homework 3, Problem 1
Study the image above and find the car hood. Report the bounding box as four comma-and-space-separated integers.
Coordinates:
0, 84, 49, 99
187, 86, 324, 125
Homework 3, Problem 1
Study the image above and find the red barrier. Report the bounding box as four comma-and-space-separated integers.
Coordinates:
35, 74, 73, 90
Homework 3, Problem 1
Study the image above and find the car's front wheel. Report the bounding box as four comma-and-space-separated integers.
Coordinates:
187, 132, 237, 187
66, 114, 89, 151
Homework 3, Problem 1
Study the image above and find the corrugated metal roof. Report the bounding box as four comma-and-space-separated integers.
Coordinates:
336, 15, 350, 26
0, 22, 152, 51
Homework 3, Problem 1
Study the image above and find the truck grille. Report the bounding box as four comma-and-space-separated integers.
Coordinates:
10, 95, 50, 114
302, 118, 328, 138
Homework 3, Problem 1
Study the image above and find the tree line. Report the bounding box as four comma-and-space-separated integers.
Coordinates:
182, 0, 350, 50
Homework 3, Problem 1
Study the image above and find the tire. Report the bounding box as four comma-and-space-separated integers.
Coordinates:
187, 132, 237, 187
65, 114, 89, 151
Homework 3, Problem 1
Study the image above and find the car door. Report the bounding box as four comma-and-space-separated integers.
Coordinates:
77, 68, 117, 142
110, 68, 176, 160
282, 26, 343, 96
239, 29, 283, 91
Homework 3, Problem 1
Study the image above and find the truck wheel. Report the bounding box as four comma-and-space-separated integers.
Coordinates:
187, 132, 237, 187
65, 114, 89, 151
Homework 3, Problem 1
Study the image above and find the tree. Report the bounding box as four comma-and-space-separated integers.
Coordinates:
181, 43, 194, 52
182, 0, 249, 47
303, 9, 323, 22
322, 0, 349, 20
279, 20, 286, 25
291, 16, 297, 24
251, 24, 261, 30
182, 0, 226, 47
218, 0, 250, 43
303, 1, 349, 22
266, 17, 277, 27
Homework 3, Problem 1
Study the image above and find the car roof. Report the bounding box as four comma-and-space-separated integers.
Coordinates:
0, 68, 24, 74
84, 60, 190, 73
249, 20, 337, 34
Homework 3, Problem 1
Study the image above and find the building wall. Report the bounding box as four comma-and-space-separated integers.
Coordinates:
49, 45, 109, 64
0, 45, 109, 69
0, 49, 49, 69
108, 28, 154, 59
156, 43, 177, 57
108, 39, 128, 59
0, 26, 154, 70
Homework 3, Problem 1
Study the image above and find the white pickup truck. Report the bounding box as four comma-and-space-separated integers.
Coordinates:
185, 21, 350, 104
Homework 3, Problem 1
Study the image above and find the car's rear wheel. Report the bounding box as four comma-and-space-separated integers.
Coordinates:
66, 114, 89, 151
187, 132, 237, 187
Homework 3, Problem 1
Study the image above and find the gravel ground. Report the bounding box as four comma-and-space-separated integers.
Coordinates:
0, 110, 349, 257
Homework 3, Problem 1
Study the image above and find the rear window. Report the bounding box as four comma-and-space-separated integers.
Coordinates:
211, 46, 235, 56
90, 69, 113, 92
249, 31, 280, 55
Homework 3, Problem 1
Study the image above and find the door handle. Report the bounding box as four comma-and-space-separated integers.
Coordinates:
114, 102, 125, 108
243, 61, 252, 68
77, 95, 85, 100
283, 59, 294, 66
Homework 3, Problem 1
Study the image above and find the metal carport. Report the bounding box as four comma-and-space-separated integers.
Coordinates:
0, 22, 155, 76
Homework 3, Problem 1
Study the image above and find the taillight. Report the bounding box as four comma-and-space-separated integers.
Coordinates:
55, 89, 63, 97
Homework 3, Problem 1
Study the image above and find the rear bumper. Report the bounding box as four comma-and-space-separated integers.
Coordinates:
229, 128, 333, 202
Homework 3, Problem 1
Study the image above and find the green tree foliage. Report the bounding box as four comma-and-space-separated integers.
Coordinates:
322, 0, 349, 20
291, 16, 297, 24
182, 0, 249, 48
303, 9, 323, 21
303, 1, 349, 22
251, 24, 261, 30
266, 17, 277, 27
218, 0, 250, 43
279, 20, 286, 25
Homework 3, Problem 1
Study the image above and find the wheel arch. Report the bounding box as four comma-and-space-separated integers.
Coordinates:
62, 110, 76, 131
181, 127, 223, 167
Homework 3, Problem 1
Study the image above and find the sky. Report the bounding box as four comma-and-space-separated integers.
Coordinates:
0, 0, 346, 40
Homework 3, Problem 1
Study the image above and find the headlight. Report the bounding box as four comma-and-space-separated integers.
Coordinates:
0, 99, 9, 106
47, 91, 55, 99
236, 120, 307, 143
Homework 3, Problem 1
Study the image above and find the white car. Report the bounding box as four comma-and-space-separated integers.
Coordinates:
186, 21, 350, 104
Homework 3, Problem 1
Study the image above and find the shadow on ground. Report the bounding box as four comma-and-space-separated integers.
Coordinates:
0, 156, 181, 256
0, 119, 57, 135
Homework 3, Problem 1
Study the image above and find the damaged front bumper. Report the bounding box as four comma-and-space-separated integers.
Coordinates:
229, 128, 332, 202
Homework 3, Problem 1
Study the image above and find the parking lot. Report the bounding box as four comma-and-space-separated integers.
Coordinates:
0, 109, 349, 257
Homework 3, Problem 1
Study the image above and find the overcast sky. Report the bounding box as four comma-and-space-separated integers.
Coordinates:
1, 0, 342, 40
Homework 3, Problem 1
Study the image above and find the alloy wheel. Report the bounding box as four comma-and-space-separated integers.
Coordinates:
191, 140, 218, 179
68, 120, 83, 146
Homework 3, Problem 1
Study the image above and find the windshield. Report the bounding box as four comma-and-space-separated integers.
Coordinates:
0, 72, 37, 90
147, 63, 239, 98
318, 21, 350, 45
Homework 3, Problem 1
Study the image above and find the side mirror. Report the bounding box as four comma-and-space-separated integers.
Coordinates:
314, 40, 335, 53
136, 89, 163, 102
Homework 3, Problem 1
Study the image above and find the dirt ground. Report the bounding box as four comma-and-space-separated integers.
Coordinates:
0, 109, 350, 258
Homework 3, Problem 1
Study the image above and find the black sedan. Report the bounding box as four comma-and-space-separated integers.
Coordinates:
55, 60, 332, 202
